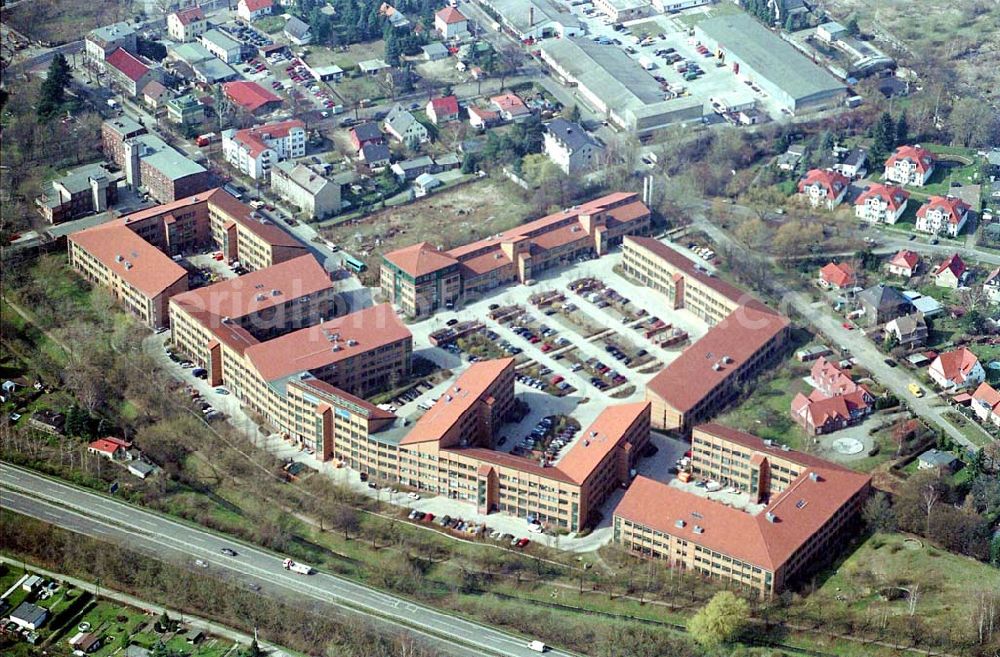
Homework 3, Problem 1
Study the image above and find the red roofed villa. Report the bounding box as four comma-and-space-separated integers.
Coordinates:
434, 6, 468, 38
932, 253, 966, 289
854, 183, 909, 224
887, 249, 920, 277
929, 347, 986, 391
915, 195, 971, 237
884, 145, 936, 186
426, 95, 460, 125
105, 48, 153, 96
818, 262, 855, 289
797, 168, 850, 209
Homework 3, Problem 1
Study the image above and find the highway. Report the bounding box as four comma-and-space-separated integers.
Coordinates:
1, 464, 577, 657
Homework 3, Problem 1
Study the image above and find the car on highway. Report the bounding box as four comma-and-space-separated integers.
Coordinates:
220, 548, 238, 557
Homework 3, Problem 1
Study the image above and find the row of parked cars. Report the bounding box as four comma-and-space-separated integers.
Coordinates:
229, 21, 273, 49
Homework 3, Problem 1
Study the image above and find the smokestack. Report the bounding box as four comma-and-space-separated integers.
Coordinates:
528, 6, 534, 27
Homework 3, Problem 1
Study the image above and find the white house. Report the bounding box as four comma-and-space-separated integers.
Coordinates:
543, 118, 603, 175
928, 347, 985, 391
426, 96, 460, 125
222, 119, 306, 180
200, 28, 243, 64
9, 602, 48, 631
167, 6, 207, 42
854, 183, 909, 224
887, 249, 920, 278
238, 0, 273, 21
984, 267, 1000, 304
884, 145, 936, 186
434, 6, 468, 39
384, 104, 429, 144
797, 168, 850, 210
915, 195, 971, 236
271, 161, 340, 219
972, 382, 1000, 427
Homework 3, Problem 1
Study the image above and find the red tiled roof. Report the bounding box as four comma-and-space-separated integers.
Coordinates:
295, 377, 396, 422
206, 188, 302, 249
402, 358, 514, 445
810, 357, 865, 397
646, 306, 789, 413
231, 119, 305, 157
933, 252, 966, 278
222, 81, 281, 112
383, 241, 460, 278
917, 195, 970, 225
106, 47, 149, 82
696, 423, 853, 473
244, 303, 411, 381
792, 389, 871, 429
886, 145, 935, 173
142, 80, 169, 99
930, 347, 980, 385
797, 168, 849, 198
89, 437, 131, 454
70, 221, 187, 299
972, 382, 1000, 413
469, 106, 499, 122
819, 262, 854, 288
889, 249, 919, 270
490, 93, 530, 115
854, 183, 909, 211
174, 5, 205, 24
241, 0, 273, 11
429, 95, 459, 116
445, 446, 576, 483
435, 6, 467, 23
556, 402, 650, 484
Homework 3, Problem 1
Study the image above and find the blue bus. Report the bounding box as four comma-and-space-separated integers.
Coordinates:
343, 254, 367, 273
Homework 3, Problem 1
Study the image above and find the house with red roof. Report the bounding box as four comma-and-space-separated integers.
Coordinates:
105, 48, 154, 97
797, 168, 850, 209
854, 183, 909, 224
238, 0, 273, 21
818, 262, 855, 289
435, 6, 468, 39
426, 95, 460, 125
88, 437, 133, 460
984, 267, 1000, 304
221, 119, 306, 180
972, 382, 1000, 427
887, 249, 920, 278
915, 195, 971, 236
791, 358, 874, 435
929, 347, 985, 391
468, 106, 499, 130
490, 93, 531, 122
884, 145, 936, 186
167, 5, 206, 42
221, 81, 282, 115
932, 253, 966, 289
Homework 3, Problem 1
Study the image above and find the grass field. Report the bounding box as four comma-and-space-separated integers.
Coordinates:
716, 360, 812, 451
5, 0, 138, 45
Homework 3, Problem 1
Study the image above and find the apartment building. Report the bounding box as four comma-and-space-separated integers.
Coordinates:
884, 145, 935, 186
102, 116, 147, 166
102, 119, 211, 203
622, 237, 790, 432
854, 183, 909, 224
270, 161, 341, 219
222, 119, 306, 180
797, 168, 849, 210
381, 192, 652, 317
68, 221, 189, 329
36, 163, 121, 224
85, 22, 137, 69
915, 195, 971, 237
544, 118, 603, 175
614, 456, 869, 595
167, 6, 207, 42
105, 48, 155, 97
205, 189, 307, 270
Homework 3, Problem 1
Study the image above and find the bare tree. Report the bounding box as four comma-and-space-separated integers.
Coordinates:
922, 483, 940, 535
494, 42, 524, 92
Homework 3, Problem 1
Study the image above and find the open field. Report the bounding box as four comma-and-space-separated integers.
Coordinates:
5, 0, 137, 45
320, 178, 534, 272
716, 358, 812, 451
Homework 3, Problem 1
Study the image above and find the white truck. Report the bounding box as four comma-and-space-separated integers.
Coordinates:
282, 558, 313, 575
528, 640, 547, 653
638, 55, 655, 71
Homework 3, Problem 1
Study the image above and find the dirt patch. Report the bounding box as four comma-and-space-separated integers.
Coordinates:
321, 178, 533, 270
6, 0, 138, 45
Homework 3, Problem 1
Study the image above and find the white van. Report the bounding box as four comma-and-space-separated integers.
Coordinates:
528, 640, 547, 653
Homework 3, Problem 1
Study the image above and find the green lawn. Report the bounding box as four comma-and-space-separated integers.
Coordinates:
716, 362, 811, 451
943, 410, 992, 447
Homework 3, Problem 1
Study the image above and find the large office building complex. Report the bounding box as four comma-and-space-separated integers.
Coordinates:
614, 424, 870, 595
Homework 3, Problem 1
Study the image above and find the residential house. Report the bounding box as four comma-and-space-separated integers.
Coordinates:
776, 144, 805, 171
856, 284, 913, 326
69, 632, 102, 653
200, 29, 243, 64
380, 3, 411, 29
833, 148, 867, 179
491, 93, 531, 121
222, 81, 282, 115
933, 253, 966, 289
105, 48, 155, 97
884, 312, 928, 348
167, 6, 207, 42
426, 96, 460, 125
165, 93, 205, 126
972, 382, 1000, 426
435, 6, 468, 39
271, 161, 340, 218
818, 262, 855, 289
238, 0, 273, 21
468, 106, 499, 130
384, 105, 429, 144
797, 168, 850, 209
284, 16, 312, 45
88, 437, 132, 460
222, 119, 306, 180
984, 267, 1000, 303
117, 133, 211, 203
360, 143, 392, 171
854, 183, 909, 224
915, 195, 971, 236
85, 22, 137, 69
422, 42, 449, 60
543, 118, 603, 175
791, 358, 874, 435
887, 249, 920, 277
350, 123, 384, 152
141, 80, 172, 109
917, 449, 962, 473
391, 155, 435, 181
414, 172, 442, 196
9, 602, 48, 631
884, 145, 935, 186
928, 347, 985, 391
795, 345, 832, 362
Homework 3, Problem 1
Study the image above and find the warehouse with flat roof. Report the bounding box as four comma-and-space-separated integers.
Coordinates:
540, 37, 704, 134
695, 13, 846, 113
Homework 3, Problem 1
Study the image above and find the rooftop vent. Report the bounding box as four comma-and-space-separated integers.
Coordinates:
583, 439, 590, 447
124, 261, 133, 270
675, 519, 686, 529
455, 386, 462, 393
711, 363, 722, 371
809, 472, 821, 482
271, 289, 281, 296
763, 439, 773, 447
331, 344, 342, 352
765, 512, 777, 523
722, 355, 733, 364
691, 511, 703, 519
590, 431, 598, 437
256, 294, 266, 301
693, 525, 704, 534
115, 254, 124, 263
445, 394, 452, 402
222, 316, 231, 324
347, 339, 358, 347
795, 499, 807, 509
781, 445, 790, 451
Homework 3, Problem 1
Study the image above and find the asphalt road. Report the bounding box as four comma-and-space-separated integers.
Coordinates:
0, 464, 577, 657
